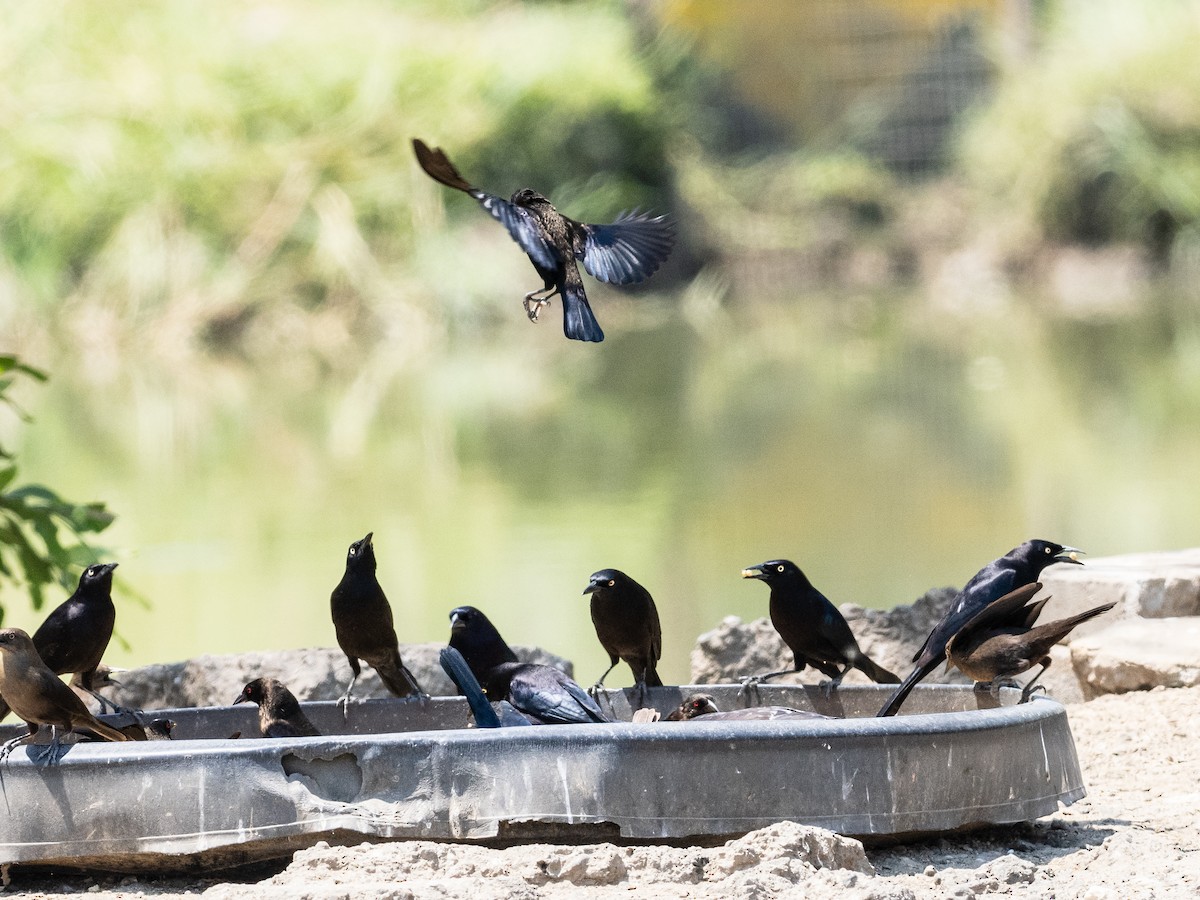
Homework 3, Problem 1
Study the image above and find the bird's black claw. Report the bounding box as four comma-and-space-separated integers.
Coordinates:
1019, 684, 1048, 704
523, 297, 550, 323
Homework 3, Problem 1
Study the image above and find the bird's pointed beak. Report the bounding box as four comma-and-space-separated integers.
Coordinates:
1056, 547, 1085, 565
741, 566, 766, 580
582, 581, 600, 595
363, 532, 374, 546
449, 612, 465, 632
103, 562, 119, 575
232, 693, 247, 706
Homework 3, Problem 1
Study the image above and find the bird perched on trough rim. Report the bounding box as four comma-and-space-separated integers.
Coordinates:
582, 568, 663, 698
666, 692, 831, 722
741, 559, 899, 693
233, 677, 321, 739
448, 605, 610, 725
0, 562, 126, 723
412, 138, 676, 343
0, 627, 131, 764
330, 532, 425, 718
945, 582, 1115, 702
877, 539, 1084, 717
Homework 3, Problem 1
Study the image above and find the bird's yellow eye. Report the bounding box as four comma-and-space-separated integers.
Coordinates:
608, 580, 615, 587
777, 565, 785, 572
1044, 547, 1051, 554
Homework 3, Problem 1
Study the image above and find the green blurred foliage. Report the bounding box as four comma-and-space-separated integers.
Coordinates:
959, 0, 1200, 250
0, 357, 115, 621
0, 0, 671, 354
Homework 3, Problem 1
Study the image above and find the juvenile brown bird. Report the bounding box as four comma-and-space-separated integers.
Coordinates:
0, 627, 130, 764
413, 138, 675, 343
878, 539, 1084, 717
330, 533, 424, 715
742, 560, 899, 692
946, 583, 1115, 702
582, 569, 663, 693
233, 677, 321, 739
0, 563, 123, 723
666, 693, 830, 722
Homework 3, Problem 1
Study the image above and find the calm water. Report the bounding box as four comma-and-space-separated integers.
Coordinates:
7, 285, 1200, 685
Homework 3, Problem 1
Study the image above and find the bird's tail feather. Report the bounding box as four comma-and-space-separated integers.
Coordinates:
643, 667, 664, 688
0, 695, 10, 724
439, 647, 501, 728
412, 139, 475, 193
376, 652, 424, 698
562, 283, 604, 343
876, 660, 935, 717
81, 717, 133, 743
856, 655, 901, 685
1029, 602, 1116, 646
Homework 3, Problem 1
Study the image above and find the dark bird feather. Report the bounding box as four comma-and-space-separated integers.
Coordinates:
0, 627, 130, 764
448, 605, 608, 725
742, 560, 899, 690
946, 583, 1114, 702
582, 568, 663, 692
413, 138, 675, 343
877, 540, 1084, 717
233, 677, 320, 739
330, 533, 424, 713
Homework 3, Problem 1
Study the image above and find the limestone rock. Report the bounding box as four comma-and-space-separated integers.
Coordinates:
1070, 617, 1200, 697
1040, 549, 1200, 624
103, 644, 572, 711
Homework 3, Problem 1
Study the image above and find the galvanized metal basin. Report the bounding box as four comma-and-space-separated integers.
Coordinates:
0, 684, 1085, 871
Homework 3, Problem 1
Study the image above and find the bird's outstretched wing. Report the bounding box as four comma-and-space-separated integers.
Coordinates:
412, 138, 557, 270
576, 211, 676, 285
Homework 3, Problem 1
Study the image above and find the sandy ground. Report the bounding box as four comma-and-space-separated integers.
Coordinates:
6, 685, 1199, 899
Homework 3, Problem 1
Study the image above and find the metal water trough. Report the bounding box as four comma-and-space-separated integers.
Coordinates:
0, 684, 1085, 871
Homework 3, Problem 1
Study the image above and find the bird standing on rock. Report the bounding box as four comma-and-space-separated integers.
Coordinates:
0, 627, 130, 764
582, 568, 663, 694
412, 138, 676, 343
233, 677, 321, 738
330, 533, 425, 716
0, 562, 123, 723
946, 583, 1114, 702
448, 605, 609, 725
741, 560, 899, 692
877, 539, 1084, 717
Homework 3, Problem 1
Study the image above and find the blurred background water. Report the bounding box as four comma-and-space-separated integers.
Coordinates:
2, 0, 1199, 685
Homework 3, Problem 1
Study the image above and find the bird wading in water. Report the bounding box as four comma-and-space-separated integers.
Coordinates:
413, 138, 676, 343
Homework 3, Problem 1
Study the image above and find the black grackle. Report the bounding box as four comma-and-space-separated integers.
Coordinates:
448, 605, 609, 724
330, 533, 424, 716
946, 583, 1114, 702
877, 539, 1084, 717
582, 568, 663, 692
741, 560, 899, 692
413, 138, 675, 343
